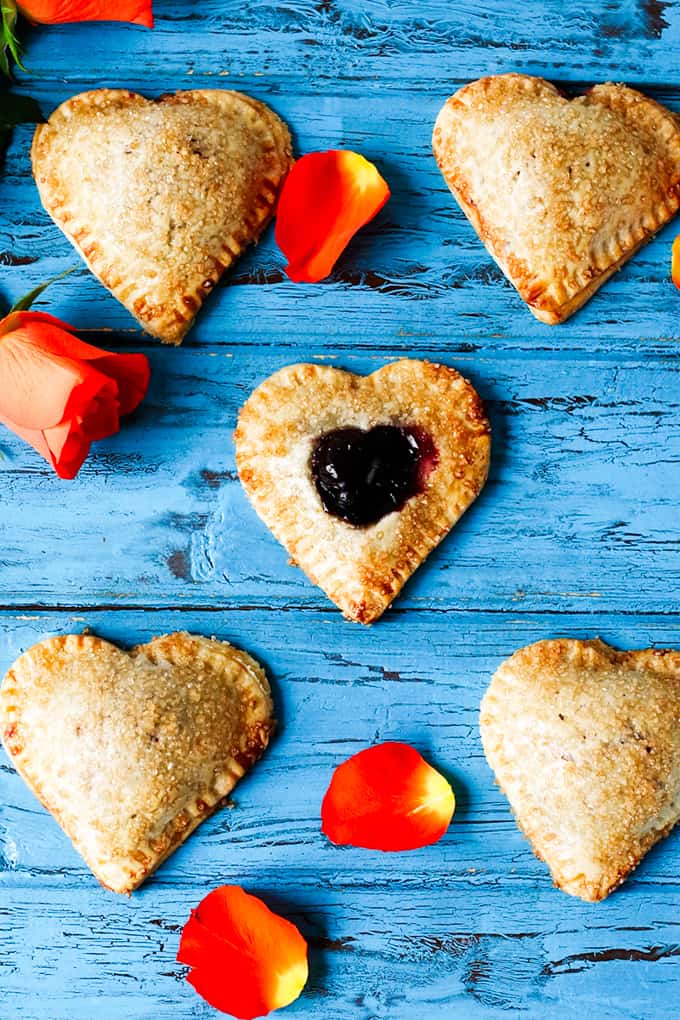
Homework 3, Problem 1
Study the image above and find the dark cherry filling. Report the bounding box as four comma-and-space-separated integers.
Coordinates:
311, 425, 438, 527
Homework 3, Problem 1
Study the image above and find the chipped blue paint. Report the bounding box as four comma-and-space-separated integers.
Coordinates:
1, 3, 679, 1018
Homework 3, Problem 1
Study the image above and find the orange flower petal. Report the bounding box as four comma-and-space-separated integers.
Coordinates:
0, 311, 74, 337
321, 741, 455, 851
177, 886, 308, 1019
672, 236, 680, 290
0, 312, 149, 477
275, 150, 390, 283
0, 415, 93, 479
17, 0, 153, 26
0, 316, 148, 428
5, 314, 151, 417
0, 329, 105, 430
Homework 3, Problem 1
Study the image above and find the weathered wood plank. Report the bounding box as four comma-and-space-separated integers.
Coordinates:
3, 2, 680, 1016
2, 883, 680, 1020
10, 0, 680, 86
0, 345, 678, 613
2, 610, 679, 1019
4, 80, 680, 347
2, 608, 680, 884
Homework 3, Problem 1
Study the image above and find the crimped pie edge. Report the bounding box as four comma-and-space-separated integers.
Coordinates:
0, 631, 274, 894
433, 73, 680, 324
235, 359, 491, 624
480, 637, 680, 901
31, 88, 293, 344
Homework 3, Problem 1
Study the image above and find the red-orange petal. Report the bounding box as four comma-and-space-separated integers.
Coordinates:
0, 415, 94, 479
8, 314, 150, 417
177, 886, 308, 1019
672, 236, 680, 290
17, 0, 153, 26
0, 329, 108, 430
321, 741, 455, 851
0, 313, 149, 477
275, 150, 390, 283
0, 314, 149, 428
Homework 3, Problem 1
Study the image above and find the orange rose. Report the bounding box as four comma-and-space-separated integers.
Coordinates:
0, 308, 149, 478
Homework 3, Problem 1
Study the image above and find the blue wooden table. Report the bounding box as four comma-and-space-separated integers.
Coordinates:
1, 3, 680, 1018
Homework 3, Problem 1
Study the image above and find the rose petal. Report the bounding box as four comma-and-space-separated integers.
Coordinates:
177, 886, 308, 1019
18, 0, 153, 26
2, 313, 151, 417
321, 741, 455, 851
89, 351, 149, 416
672, 236, 680, 290
0, 331, 105, 430
0, 415, 92, 479
0, 311, 75, 337
68, 383, 120, 442
0, 316, 149, 428
0, 313, 149, 477
46, 419, 93, 478
275, 150, 390, 283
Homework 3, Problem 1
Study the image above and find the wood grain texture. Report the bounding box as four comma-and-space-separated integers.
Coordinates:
1, 0, 679, 1016
1, 610, 680, 1020
1, 345, 678, 614
5, 87, 680, 348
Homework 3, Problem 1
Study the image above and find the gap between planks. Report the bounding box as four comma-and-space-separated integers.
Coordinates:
1, 604, 679, 617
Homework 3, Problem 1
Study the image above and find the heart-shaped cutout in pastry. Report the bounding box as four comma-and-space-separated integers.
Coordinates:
235, 360, 490, 623
433, 74, 680, 323
0, 632, 274, 893
480, 638, 680, 901
32, 89, 293, 344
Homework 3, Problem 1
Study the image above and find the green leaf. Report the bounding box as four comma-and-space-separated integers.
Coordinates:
9, 266, 78, 313
1, 1, 24, 77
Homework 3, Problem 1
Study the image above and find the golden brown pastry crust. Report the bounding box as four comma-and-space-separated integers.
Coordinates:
32, 89, 293, 343
0, 632, 274, 893
480, 638, 680, 901
235, 360, 490, 623
433, 74, 680, 323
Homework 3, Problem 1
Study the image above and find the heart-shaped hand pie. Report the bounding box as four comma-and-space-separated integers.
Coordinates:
235, 360, 490, 623
433, 74, 680, 323
32, 89, 293, 344
0, 632, 274, 893
480, 638, 680, 901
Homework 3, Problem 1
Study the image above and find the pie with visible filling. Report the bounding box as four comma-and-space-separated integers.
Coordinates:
32, 89, 293, 343
480, 638, 680, 901
0, 632, 274, 893
235, 359, 491, 623
433, 74, 680, 323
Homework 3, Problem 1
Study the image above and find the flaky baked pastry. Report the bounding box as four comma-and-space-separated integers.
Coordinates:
32, 89, 292, 343
433, 74, 680, 323
480, 638, 680, 901
235, 360, 490, 623
0, 632, 274, 893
